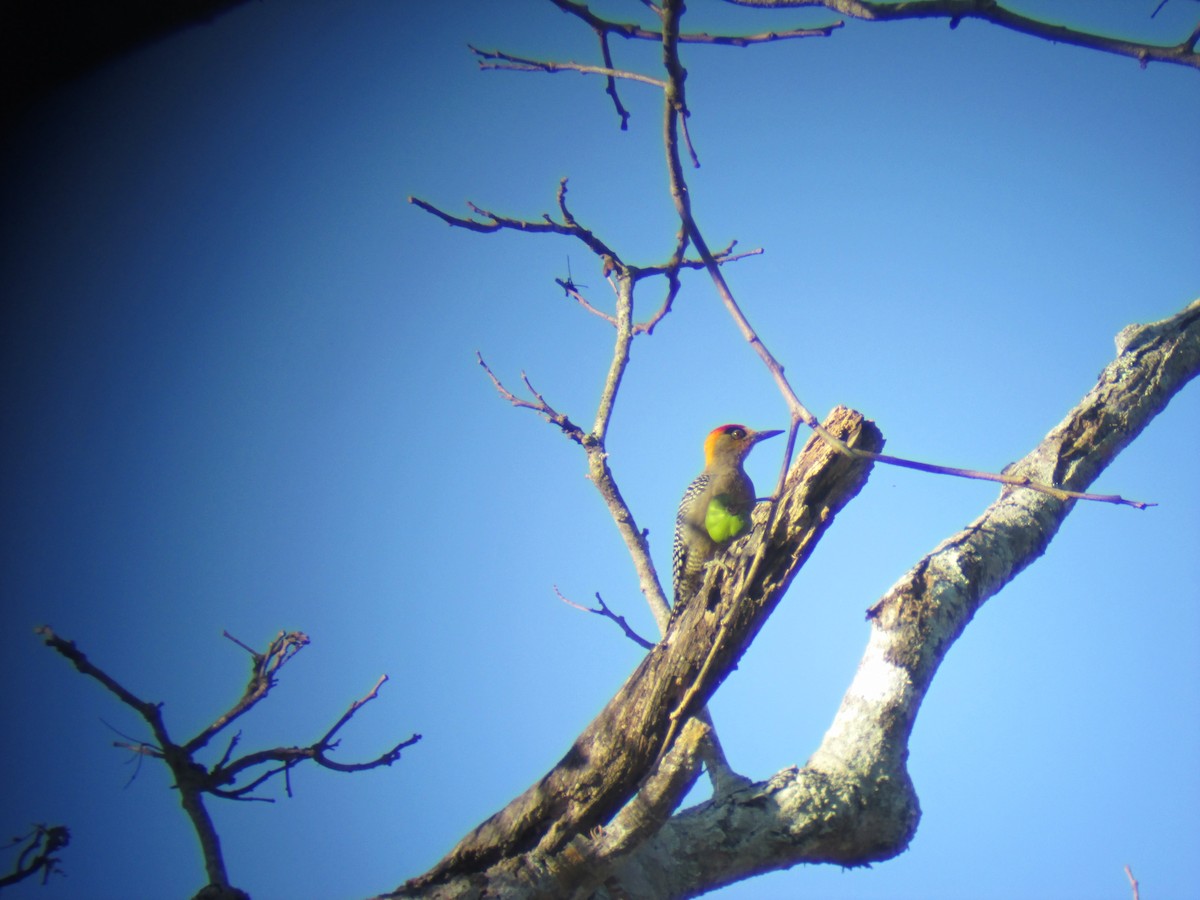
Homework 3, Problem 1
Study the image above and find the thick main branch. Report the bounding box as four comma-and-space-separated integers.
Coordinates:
398, 405, 882, 894
597, 299, 1200, 898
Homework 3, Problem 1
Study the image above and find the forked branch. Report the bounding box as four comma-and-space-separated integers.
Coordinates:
555, 585, 655, 650
594, 298, 1200, 899
0, 824, 70, 889
36, 626, 419, 894
550, 0, 840, 46
416, 178, 758, 623
397, 406, 881, 895
655, 0, 1157, 508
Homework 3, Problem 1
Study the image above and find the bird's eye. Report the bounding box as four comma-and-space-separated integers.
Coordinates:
730, 428, 745, 439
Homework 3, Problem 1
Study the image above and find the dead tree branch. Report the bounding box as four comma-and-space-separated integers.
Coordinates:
388, 294, 1199, 898
415, 178, 759, 626
439, 183, 765, 804
392, 5, 1195, 895
412, 717, 711, 900
725, 0, 1200, 70
36, 627, 419, 896
544, 0, 837, 126
550, 0, 840, 46
0, 824, 70, 889
396, 405, 881, 894
450, 1, 1163, 508
556, 586, 656, 650
591, 299, 1200, 898
653, 0, 1157, 509
185, 630, 309, 755
470, 45, 668, 88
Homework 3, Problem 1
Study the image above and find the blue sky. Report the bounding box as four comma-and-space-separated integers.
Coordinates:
1, 2, 1197, 898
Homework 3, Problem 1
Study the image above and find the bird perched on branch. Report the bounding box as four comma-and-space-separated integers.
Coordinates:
672, 424, 783, 614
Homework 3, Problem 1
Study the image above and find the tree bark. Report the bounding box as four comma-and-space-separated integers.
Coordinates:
397, 405, 883, 894
388, 299, 1199, 899
595, 299, 1200, 898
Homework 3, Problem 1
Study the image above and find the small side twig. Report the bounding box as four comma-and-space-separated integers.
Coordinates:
470, 45, 667, 89
477, 352, 586, 444
596, 30, 631, 128
556, 279, 619, 327
410, 179, 620, 264
555, 586, 655, 650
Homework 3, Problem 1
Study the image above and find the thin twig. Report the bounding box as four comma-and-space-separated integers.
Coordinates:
411, 182, 761, 334
556, 586, 656, 650
679, 106, 701, 168
556, 244, 764, 335
868, 451, 1155, 509
476, 352, 587, 443
470, 45, 667, 88
410, 179, 621, 264
596, 30, 631, 128
556, 279, 619, 326
221, 630, 259, 656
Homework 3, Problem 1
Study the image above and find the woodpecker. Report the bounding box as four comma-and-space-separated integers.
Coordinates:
672, 424, 783, 613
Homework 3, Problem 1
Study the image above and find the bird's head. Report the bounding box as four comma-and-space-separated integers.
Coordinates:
703, 424, 784, 468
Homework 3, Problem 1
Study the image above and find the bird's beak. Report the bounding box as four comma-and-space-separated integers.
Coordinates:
750, 428, 784, 445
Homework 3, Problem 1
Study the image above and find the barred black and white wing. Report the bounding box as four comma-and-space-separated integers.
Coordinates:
671, 472, 711, 610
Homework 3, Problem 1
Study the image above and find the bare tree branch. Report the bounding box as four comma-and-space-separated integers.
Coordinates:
0, 824, 70, 889
725, 0, 1200, 70
556, 586, 656, 650
392, 5, 1194, 895
397, 295, 1198, 898
655, 0, 1157, 509
596, 28, 632, 128
479, 0, 837, 131
595, 298, 1200, 898
549, 0, 840, 46
209, 675, 419, 794
418, 180, 683, 621
36, 627, 418, 895
471, 45, 668, 88
396, 406, 882, 894
449, 2, 1160, 510
185, 630, 310, 755
476, 352, 588, 443
410, 181, 622, 265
